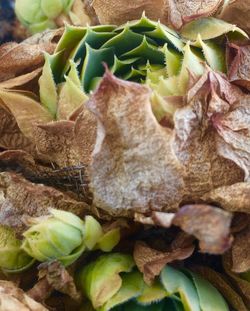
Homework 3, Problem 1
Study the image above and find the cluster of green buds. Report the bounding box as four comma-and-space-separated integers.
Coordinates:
15, 0, 87, 34
0, 210, 120, 272
77, 253, 229, 311
39, 14, 248, 120
0, 226, 34, 273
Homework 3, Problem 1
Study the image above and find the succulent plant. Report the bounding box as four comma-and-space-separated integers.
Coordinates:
22, 209, 120, 266
0, 225, 34, 273
77, 253, 229, 311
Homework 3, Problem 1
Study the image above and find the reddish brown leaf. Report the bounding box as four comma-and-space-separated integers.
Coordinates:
0, 280, 48, 311
0, 172, 89, 234
168, 0, 223, 30
92, 0, 168, 25
87, 70, 185, 216
173, 204, 233, 254
133, 241, 194, 284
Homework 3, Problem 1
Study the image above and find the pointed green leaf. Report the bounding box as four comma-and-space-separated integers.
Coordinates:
181, 17, 248, 41
117, 13, 158, 32
123, 67, 146, 80
163, 45, 182, 77
184, 270, 229, 311
160, 266, 200, 311
100, 271, 144, 311
111, 56, 140, 75
122, 36, 165, 65
56, 24, 86, 53
80, 44, 114, 92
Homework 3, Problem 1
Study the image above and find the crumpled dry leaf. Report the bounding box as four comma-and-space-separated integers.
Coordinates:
133, 240, 194, 284
218, 0, 250, 35
227, 42, 250, 91
92, 0, 168, 25
0, 172, 89, 235
215, 96, 250, 181
231, 225, 250, 273
173, 204, 233, 254
193, 266, 249, 311
38, 261, 81, 302
0, 280, 48, 311
168, 0, 223, 30
0, 28, 62, 82
202, 182, 250, 214
0, 107, 36, 154
87, 70, 185, 216
223, 252, 250, 306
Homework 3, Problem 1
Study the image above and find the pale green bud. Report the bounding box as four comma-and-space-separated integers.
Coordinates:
21, 209, 85, 266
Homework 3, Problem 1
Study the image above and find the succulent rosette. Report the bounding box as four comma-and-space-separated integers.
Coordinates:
22, 209, 120, 266
77, 253, 229, 311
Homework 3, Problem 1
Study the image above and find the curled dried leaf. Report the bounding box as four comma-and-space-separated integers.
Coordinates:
0, 280, 48, 311
92, 0, 168, 25
173, 204, 233, 254
134, 241, 194, 285
193, 266, 249, 311
0, 172, 89, 234
87, 70, 185, 216
168, 0, 223, 30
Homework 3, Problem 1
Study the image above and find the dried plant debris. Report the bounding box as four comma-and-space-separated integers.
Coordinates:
87, 71, 185, 216
0, 172, 89, 234
0, 280, 48, 311
133, 240, 194, 284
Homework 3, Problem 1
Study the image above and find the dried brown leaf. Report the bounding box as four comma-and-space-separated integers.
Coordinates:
87, 70, 185, 216
168, 0, 223, 30
231, 226, 250, 273
0, 107, 36, 154
203, 182, 250, 214
193, 266, 249, 311
218, 0, 250, 35
227, 43, 250, 91
0, 280, 48, 311
0, 172, 89, 234
92, 0, 168, 25
133, 241, 194, 284
0, 29, 61, 82
38, 261, 81, 302
173, 204, 233, 254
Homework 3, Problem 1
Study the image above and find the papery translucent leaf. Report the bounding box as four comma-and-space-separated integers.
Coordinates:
181, 17, 248, 41
160, 266, 200, 311
100, 271, 144, 311
0, 89, 53, 139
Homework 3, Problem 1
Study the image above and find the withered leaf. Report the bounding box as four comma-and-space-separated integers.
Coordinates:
87, 70, 185, 216
0, 280, 48, 311
168, 0, 223, 30
38, 261, 81, 302
0, 106, 36, 154
0, 29, 61, 82
0, 172, 89, 234
133, 241, 194, 284
218, 0, 250, 35
203, 182, 250, 214
92, 0, 168, 25
173, 204, 233, 254
33, 121, 83, 168
227, 43, 250, 91
193, 266, 249, 311
215, 97, 250, 181
231, 226, 250, 273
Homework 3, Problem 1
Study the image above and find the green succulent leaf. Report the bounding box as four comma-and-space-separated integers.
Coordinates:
160, 266, 200, 311
100, 271, 145, 311
137, 281, 167, 305
184, 270, 229, 311
181, 17, 248, 41
84, 216, 103, 250
78, 253, 135, 309
96, 228, 121, 252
